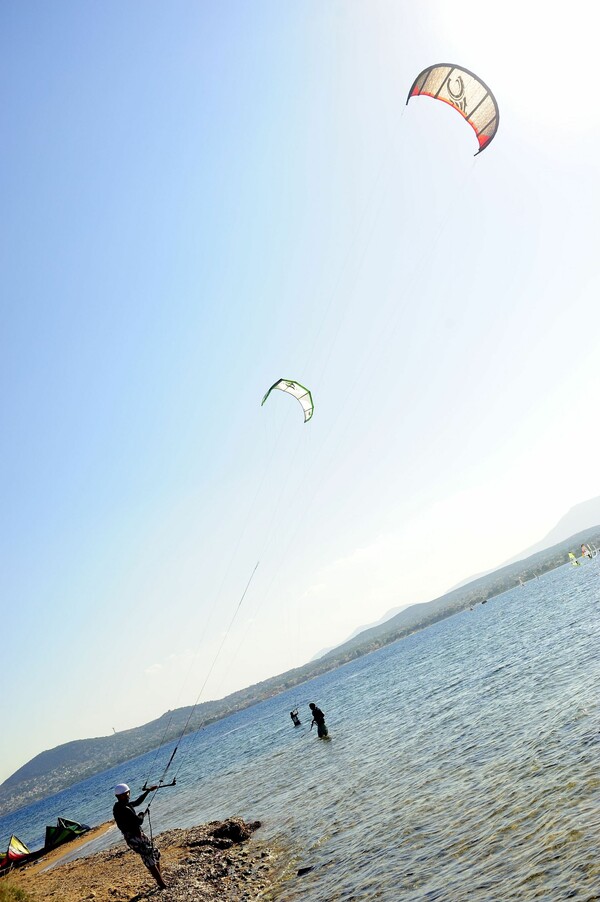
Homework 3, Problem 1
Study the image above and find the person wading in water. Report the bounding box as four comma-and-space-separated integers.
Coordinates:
309, 702, 328, 738
113, 783, 166, 890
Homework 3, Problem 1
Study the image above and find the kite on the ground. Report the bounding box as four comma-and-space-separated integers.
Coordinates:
407, 64, 499, 154
261, 379, 314, 422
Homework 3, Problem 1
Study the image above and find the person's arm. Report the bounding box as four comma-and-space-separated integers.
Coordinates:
130, 785, 158, 807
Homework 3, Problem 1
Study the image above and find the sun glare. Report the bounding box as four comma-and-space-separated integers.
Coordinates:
432, 0, 596, 135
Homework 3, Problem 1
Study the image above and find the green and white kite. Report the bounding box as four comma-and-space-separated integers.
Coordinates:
261, 379, 314, 423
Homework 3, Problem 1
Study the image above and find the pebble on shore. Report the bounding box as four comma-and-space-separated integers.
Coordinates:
8, 817, 285, 902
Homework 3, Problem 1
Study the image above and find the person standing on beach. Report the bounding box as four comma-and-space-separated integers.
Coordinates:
113, 783, 166, 890
309, 702, 328, 738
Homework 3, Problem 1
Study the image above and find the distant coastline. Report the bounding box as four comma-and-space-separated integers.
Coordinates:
2, 524, 599, 818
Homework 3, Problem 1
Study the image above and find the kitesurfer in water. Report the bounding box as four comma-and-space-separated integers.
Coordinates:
290, 709, 301, 727
309, 702, 328, 738
113, 783, 166, 890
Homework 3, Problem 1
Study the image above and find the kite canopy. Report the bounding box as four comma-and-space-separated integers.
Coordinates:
407, 64, 499, 154
0, 835, 30, 872
44, 818, 89, 851
0, 818, 90, 875
261, 379, 314, 422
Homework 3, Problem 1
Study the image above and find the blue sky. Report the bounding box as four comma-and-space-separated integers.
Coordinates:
1, 0, 599, 782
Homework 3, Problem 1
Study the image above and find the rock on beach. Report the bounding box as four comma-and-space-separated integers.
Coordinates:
7, 817, 284, 902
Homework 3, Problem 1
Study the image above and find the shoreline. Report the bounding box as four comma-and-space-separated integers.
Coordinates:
5, 817, 289, 901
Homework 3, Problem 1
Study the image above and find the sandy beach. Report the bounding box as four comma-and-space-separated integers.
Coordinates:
5, 817, 287, 901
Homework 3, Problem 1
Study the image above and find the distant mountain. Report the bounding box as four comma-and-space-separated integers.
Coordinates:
514, 496, 600, 559
3, 523, 600, 818
313, 525, 600, 667
449, 496, 600, 591
344, 605, 406, 641
310, 605, 406, 661
310, 645, 335, 662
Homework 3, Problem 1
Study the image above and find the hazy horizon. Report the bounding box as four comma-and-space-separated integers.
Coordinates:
2, 0, 599, 782
4, 497, 598, 786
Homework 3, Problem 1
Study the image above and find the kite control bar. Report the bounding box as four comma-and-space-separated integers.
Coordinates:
141, 779, 176, 792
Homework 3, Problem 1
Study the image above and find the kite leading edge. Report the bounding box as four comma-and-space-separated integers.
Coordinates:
261, 379, 314, 423
407, 63, 499, 154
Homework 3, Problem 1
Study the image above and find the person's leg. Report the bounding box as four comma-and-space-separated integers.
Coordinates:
148, 863, 166, 889
129, 833, 166, 889
144, 841, 165, 889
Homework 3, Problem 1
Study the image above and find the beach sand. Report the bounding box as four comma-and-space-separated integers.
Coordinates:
5, 817, 286, 901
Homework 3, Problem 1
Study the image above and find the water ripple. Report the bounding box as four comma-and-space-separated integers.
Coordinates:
1, 563, 598, 899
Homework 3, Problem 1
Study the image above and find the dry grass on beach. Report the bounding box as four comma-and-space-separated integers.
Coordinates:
5, 818, 287, 902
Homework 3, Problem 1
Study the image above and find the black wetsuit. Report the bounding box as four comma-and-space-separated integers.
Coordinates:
113, 796, 160, 872
311, 706, 328, 738
113, 796, 146, 835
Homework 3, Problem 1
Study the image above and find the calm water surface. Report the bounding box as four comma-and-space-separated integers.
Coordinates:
2, 562, 598, 900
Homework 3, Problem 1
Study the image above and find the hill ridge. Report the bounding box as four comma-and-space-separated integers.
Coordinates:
2, 524, 599, 818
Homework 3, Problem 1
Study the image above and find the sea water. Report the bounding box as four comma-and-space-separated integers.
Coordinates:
1, 562, 598, 900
